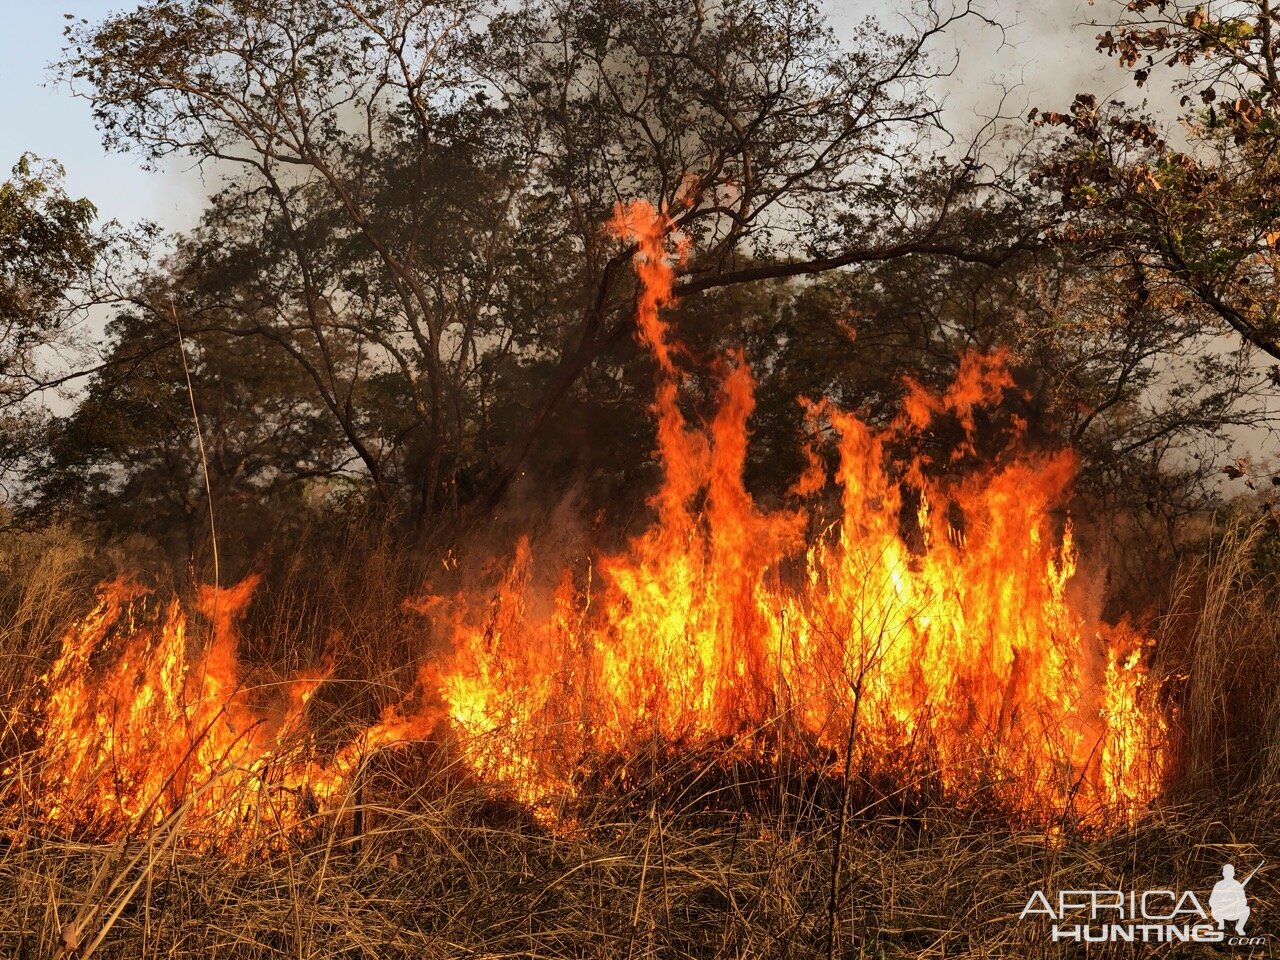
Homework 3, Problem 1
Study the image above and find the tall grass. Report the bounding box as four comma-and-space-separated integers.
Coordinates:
0, 527, 94, 773
1159, 516, 1280, 796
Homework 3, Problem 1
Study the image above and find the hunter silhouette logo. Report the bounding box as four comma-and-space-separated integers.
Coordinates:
1210, 862, 1263, 936
1019, 860, 1268, 945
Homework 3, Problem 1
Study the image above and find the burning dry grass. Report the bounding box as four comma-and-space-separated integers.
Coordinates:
1, 517, 1279, 957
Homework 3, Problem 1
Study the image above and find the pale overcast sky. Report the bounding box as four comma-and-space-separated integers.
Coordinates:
0, 1, 201, 231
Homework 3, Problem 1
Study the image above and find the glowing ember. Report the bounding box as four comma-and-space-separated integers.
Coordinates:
20, 199, 1168, 845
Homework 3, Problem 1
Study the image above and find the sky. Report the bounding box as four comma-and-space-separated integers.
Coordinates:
0, 1, 202, 231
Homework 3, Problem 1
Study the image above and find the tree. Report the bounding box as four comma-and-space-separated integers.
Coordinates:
0, 155, 98, 386
63, 0, 522, 525
1038, 0, 1280, 363
61, 0, 1023, 527
471, 0, 1029, 505
30, 231, 359, 568
0, 154, 99, 502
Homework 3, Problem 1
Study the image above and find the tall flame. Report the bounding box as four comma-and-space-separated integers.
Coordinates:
16, 199, 1167, 847
436, 200, 1167, 819
35, 576, 332, 838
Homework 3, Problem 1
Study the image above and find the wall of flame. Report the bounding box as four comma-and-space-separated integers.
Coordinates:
16, 200, 1168, 846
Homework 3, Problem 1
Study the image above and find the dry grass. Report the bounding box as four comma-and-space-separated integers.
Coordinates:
2, 516, 1280, 958
2, 780, 1275, 958
1158, 517, 1280, 794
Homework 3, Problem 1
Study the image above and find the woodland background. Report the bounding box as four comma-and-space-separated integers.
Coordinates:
4, 0, 1278, 599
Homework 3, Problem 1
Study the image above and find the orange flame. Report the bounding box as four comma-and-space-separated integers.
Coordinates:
20, 199, 1167, 846
433, 199, 1168, 819
30, 575, 432, 844
33, 576, 340, 840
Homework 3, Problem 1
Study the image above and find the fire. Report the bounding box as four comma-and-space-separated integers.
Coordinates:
29, 576, 431, 844
15, 199, 1167, 846
435, 200, 1168, 819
